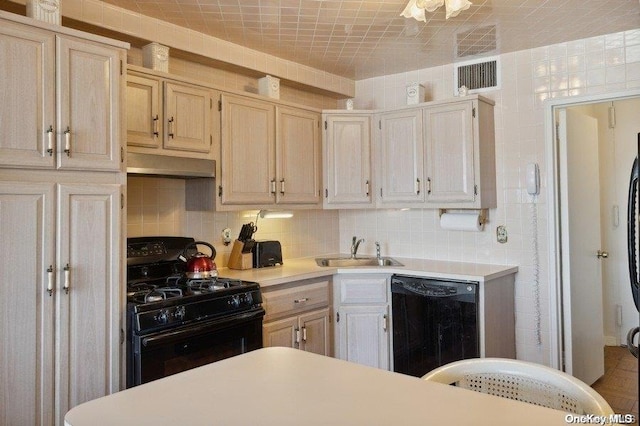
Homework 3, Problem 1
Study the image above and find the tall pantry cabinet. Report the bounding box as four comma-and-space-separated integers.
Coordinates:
0, 11, 128, 426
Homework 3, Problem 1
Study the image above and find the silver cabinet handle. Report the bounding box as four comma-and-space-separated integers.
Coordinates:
63, 127, 71, 156
383, 314, 388, 331
46, 126, 54, 156
168, 117, 174, 138
294, 298, 308, 304
47, 265, 54, 296
152, 115, 159, 136
294, 327, 301, 345
270, 179, 276, 195
416, 178, 421, 195
365, 180, 370, 196
302, 326, 307, 342
597, 250, 609, 259
63, 263, 70, 294
427, 177, 432, 194
280, 179, 285, 195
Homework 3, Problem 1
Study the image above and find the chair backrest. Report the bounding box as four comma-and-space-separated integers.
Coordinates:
422, 358, 613, 416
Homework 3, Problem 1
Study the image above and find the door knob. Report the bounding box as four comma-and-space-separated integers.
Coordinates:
596, 250, 609, 259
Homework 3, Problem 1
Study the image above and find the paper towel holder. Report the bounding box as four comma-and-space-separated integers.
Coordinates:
438, 208, 488, 225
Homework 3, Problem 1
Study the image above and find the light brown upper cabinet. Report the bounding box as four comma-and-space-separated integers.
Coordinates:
423, 97, 496, 209
0, 21, 123, 172
369, 95, 496, 209
322, 112, 374, 208
378, 108, 425, 204
126, 70, 216, 158
218, 93, 321, 208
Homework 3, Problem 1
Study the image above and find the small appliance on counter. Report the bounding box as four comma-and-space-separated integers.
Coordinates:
252, 240, 283, 268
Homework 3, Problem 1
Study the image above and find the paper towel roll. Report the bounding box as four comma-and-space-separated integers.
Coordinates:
439, 212, 483, 231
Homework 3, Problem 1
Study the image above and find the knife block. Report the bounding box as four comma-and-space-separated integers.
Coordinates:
228, 240, 253, 270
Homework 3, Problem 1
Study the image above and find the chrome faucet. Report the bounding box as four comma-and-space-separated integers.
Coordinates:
350, 236, 364, 259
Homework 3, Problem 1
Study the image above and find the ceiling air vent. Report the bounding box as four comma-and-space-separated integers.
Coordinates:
453, 56, 500, 96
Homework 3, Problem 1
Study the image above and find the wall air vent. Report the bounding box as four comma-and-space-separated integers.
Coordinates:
453, 56, 500, 96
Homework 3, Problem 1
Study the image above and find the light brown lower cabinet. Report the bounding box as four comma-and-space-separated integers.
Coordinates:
261, 278, 332, 357
0, 180, 121, 426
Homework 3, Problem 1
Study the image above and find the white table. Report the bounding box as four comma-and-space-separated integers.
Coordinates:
65, 347, 570, 425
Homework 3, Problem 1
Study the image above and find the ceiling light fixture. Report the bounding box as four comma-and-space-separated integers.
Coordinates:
401, 0, 472, 22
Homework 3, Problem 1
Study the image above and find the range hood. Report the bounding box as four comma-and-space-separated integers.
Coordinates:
127, 153, 215, 179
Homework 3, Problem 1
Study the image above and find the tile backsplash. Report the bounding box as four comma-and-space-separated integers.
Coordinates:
127, 177, 339, 267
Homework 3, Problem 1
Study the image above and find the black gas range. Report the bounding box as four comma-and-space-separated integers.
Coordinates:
126, 236, 264, 388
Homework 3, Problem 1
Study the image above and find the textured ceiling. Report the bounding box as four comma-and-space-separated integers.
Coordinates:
99, 0, 640, 79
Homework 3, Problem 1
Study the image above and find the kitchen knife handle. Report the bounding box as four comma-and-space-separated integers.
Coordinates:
153, 115, 159, 136
416, 178, 421, 195
365, 180, 370, 196
47, 265, 54, 296
63, 264, 70, 294
46, 126, 54, 156
168, 117, 174, 139
270, 179, 276, 195
280, 179, 285, 195
64, 127, 71, 157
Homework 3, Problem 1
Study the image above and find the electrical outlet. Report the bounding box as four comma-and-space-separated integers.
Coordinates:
496, 225, 508, 244
222, 228, 232, 246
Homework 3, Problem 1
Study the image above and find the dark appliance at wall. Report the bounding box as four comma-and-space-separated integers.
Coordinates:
126, 236, 264, 387
391, 275, 479, 377
627, 134, 640, 358
252, 240, 283, 268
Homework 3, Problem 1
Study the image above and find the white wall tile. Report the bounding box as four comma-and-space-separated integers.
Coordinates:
351, 28, 639, 365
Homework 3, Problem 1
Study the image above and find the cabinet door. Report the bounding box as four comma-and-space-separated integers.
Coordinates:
164, 82, 211, 153
423, 101, 475, 203
220, 94, 276, 205
0, 22, 55, 169
337, 305, 389, 370
0, 182, 55, 426
55, 183, 121, 422
263, 316, 298, 349
324, 115, 372, 206
276, 107, 321, 205
300, 308, 331, 356
379, 109, 424, 203
56, 36, 121, 171
126, 74, 161, 149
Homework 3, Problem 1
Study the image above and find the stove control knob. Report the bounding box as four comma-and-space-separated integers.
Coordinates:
155, 309, 170, 324
229, 294, 241, 308
244, 292, 253, 305
174, 305, 186, 321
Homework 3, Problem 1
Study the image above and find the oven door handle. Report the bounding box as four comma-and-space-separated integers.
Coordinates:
141, 309, 265, 348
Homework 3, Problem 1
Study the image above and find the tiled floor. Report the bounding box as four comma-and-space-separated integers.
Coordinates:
591, 346, 639, 425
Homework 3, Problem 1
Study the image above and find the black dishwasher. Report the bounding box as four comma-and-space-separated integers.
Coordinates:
391, 275, 479, 377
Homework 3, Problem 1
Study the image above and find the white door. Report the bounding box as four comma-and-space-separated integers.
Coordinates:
558, 108, 605, 385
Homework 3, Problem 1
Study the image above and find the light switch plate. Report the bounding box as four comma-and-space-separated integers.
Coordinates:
496, 225, 508, 243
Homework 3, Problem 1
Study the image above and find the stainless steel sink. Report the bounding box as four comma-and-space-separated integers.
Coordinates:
315, 257, 403, 267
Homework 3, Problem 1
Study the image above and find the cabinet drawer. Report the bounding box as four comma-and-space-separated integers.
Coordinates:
263, 280, 329, 321
338, 276, 389, 304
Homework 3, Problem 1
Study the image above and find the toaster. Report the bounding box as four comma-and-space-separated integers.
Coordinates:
252, 240, 283, 268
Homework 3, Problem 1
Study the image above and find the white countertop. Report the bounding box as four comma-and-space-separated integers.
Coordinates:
65, 347, 568, 426
218, 255, 518, 288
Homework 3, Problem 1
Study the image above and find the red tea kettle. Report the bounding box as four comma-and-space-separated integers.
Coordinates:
181, 241, 217, 279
